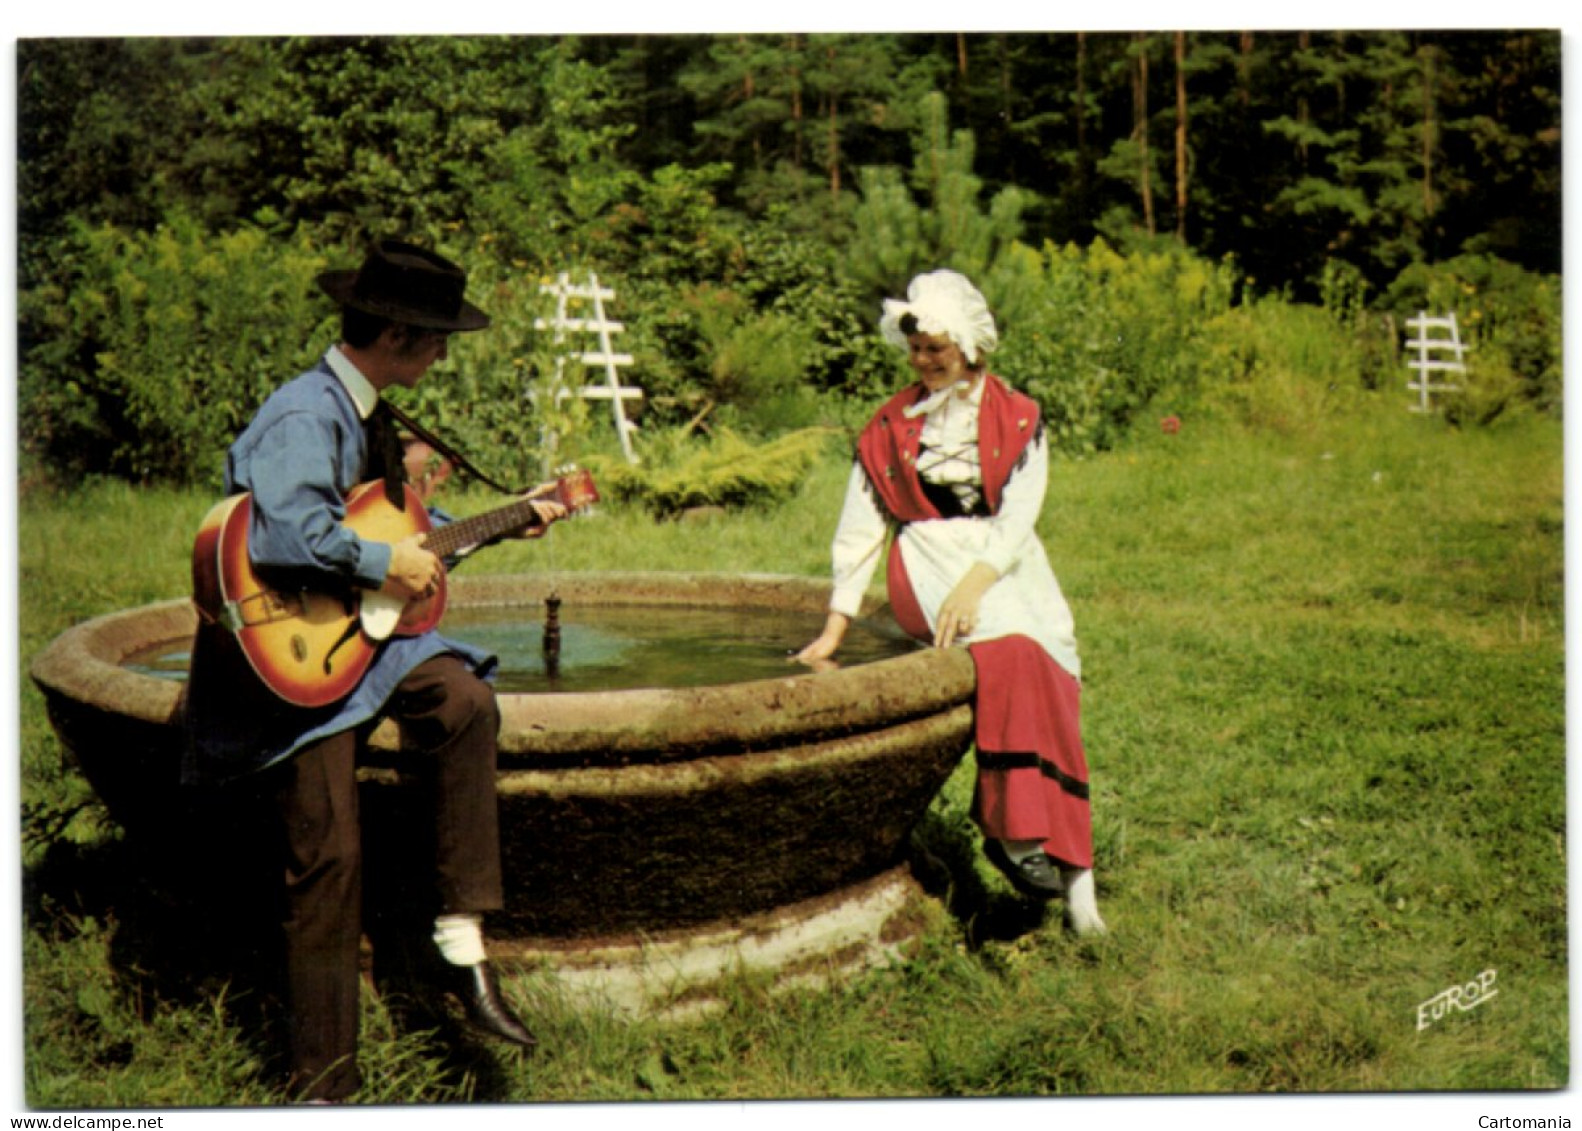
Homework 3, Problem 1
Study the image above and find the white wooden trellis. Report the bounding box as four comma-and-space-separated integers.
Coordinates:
1403, 310, 1468, 414
532, 271, 643, 463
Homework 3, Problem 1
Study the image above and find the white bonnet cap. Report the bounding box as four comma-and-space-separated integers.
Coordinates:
879, 270, 999, 365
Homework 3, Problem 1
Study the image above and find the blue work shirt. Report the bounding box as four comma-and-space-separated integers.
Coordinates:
182, 355, 494, 785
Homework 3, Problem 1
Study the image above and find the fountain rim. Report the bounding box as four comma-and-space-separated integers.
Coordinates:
29, 571, 978, 759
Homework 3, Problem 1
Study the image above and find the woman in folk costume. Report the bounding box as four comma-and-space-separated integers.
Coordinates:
795, 269, 1106, 936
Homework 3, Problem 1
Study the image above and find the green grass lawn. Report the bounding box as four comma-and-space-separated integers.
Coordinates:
13, 399, 1567, 1110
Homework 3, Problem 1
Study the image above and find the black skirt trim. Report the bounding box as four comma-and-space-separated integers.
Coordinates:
975, 749, 1090, 801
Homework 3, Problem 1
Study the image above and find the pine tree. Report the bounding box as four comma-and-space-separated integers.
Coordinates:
846, 92, 1026, 298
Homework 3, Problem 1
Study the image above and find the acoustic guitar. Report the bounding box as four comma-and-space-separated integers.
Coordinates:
191, 468, 599, 708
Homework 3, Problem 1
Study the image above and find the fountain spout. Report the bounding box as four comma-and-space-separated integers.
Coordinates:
542, 591, 562, 678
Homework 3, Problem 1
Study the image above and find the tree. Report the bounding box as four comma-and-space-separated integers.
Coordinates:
1436, 31, 1561, 273
678, 33, 914, 226
463, 38, 641, 270
1259, 32, 1396, 290
1089, 33, 1171, 246
1174, 32, 1188, 241
846, 92, 1026, 299
187, 37, 550, 242
17, 40, 204, 260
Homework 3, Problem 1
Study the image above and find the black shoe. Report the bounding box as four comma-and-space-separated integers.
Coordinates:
983, 841, 1064, 900
442, 961, 539, 1050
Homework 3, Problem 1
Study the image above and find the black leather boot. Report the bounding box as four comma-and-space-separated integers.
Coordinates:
443, 961, 539, 1049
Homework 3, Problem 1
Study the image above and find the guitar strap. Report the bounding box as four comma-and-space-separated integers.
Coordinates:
363, 402, 408, 508
377, 398, 528, 496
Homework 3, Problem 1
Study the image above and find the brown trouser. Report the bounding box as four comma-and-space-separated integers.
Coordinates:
269, 655, 503, 1101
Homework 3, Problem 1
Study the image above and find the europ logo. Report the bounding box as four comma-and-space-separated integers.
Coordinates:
1417, 968, 1498, 1031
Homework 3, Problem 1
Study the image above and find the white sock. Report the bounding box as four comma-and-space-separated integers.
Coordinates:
1000, 838, 1046, 863
432, 913, 487, 966
1060, 867, 1109, 937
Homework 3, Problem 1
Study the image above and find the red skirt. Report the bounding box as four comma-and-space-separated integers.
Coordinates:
887, 542, 1094, 869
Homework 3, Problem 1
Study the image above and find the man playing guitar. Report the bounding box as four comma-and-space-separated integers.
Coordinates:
184, 240, 565, 1103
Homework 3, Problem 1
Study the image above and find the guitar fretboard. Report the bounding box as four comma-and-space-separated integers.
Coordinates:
424, 497, 544, 558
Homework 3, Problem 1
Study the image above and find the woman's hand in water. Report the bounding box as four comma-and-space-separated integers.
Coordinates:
792, 611, 850, 672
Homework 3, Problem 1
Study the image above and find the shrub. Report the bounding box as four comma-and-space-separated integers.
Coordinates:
1195, 298, 1373, 435
402, 256, 595, 488
586, 426, 835, 518
734, 220, 902, 407
18, 214, 332, 486
1440, 343, 1527, 428
589, 221, 901, 441
15, 214, 609, 491
983, 238, 1238, 452
1382, 254, 1561, 413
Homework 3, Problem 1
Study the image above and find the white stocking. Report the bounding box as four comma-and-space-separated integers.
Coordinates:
1060, 867, 1108, 937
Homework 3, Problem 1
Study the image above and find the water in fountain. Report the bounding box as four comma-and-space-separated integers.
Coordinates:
123, 603, 918, 692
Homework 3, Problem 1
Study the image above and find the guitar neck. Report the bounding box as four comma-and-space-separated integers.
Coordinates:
424, 496, 544, 559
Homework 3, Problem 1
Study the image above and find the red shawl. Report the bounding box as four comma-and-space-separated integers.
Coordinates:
855, 372, 1041, 522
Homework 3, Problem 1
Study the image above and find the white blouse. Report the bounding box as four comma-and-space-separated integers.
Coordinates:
827, 380, 1082, 678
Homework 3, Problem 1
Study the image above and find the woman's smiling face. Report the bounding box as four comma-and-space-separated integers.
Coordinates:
905, 331, 971, 393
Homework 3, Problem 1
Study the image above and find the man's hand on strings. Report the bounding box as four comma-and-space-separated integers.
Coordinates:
383, 532, 444, 600
509, 481, 568, 539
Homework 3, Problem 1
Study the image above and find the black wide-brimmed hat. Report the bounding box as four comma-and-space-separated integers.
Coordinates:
316, 239, 490, 331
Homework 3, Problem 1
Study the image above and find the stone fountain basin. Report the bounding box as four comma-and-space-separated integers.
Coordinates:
31, 572, 976, 1013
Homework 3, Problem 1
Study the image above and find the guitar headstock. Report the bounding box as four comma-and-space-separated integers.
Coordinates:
552, 465, 601, 516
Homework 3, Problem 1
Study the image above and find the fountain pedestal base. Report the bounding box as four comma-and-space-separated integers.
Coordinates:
490, 865, 934, 1019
